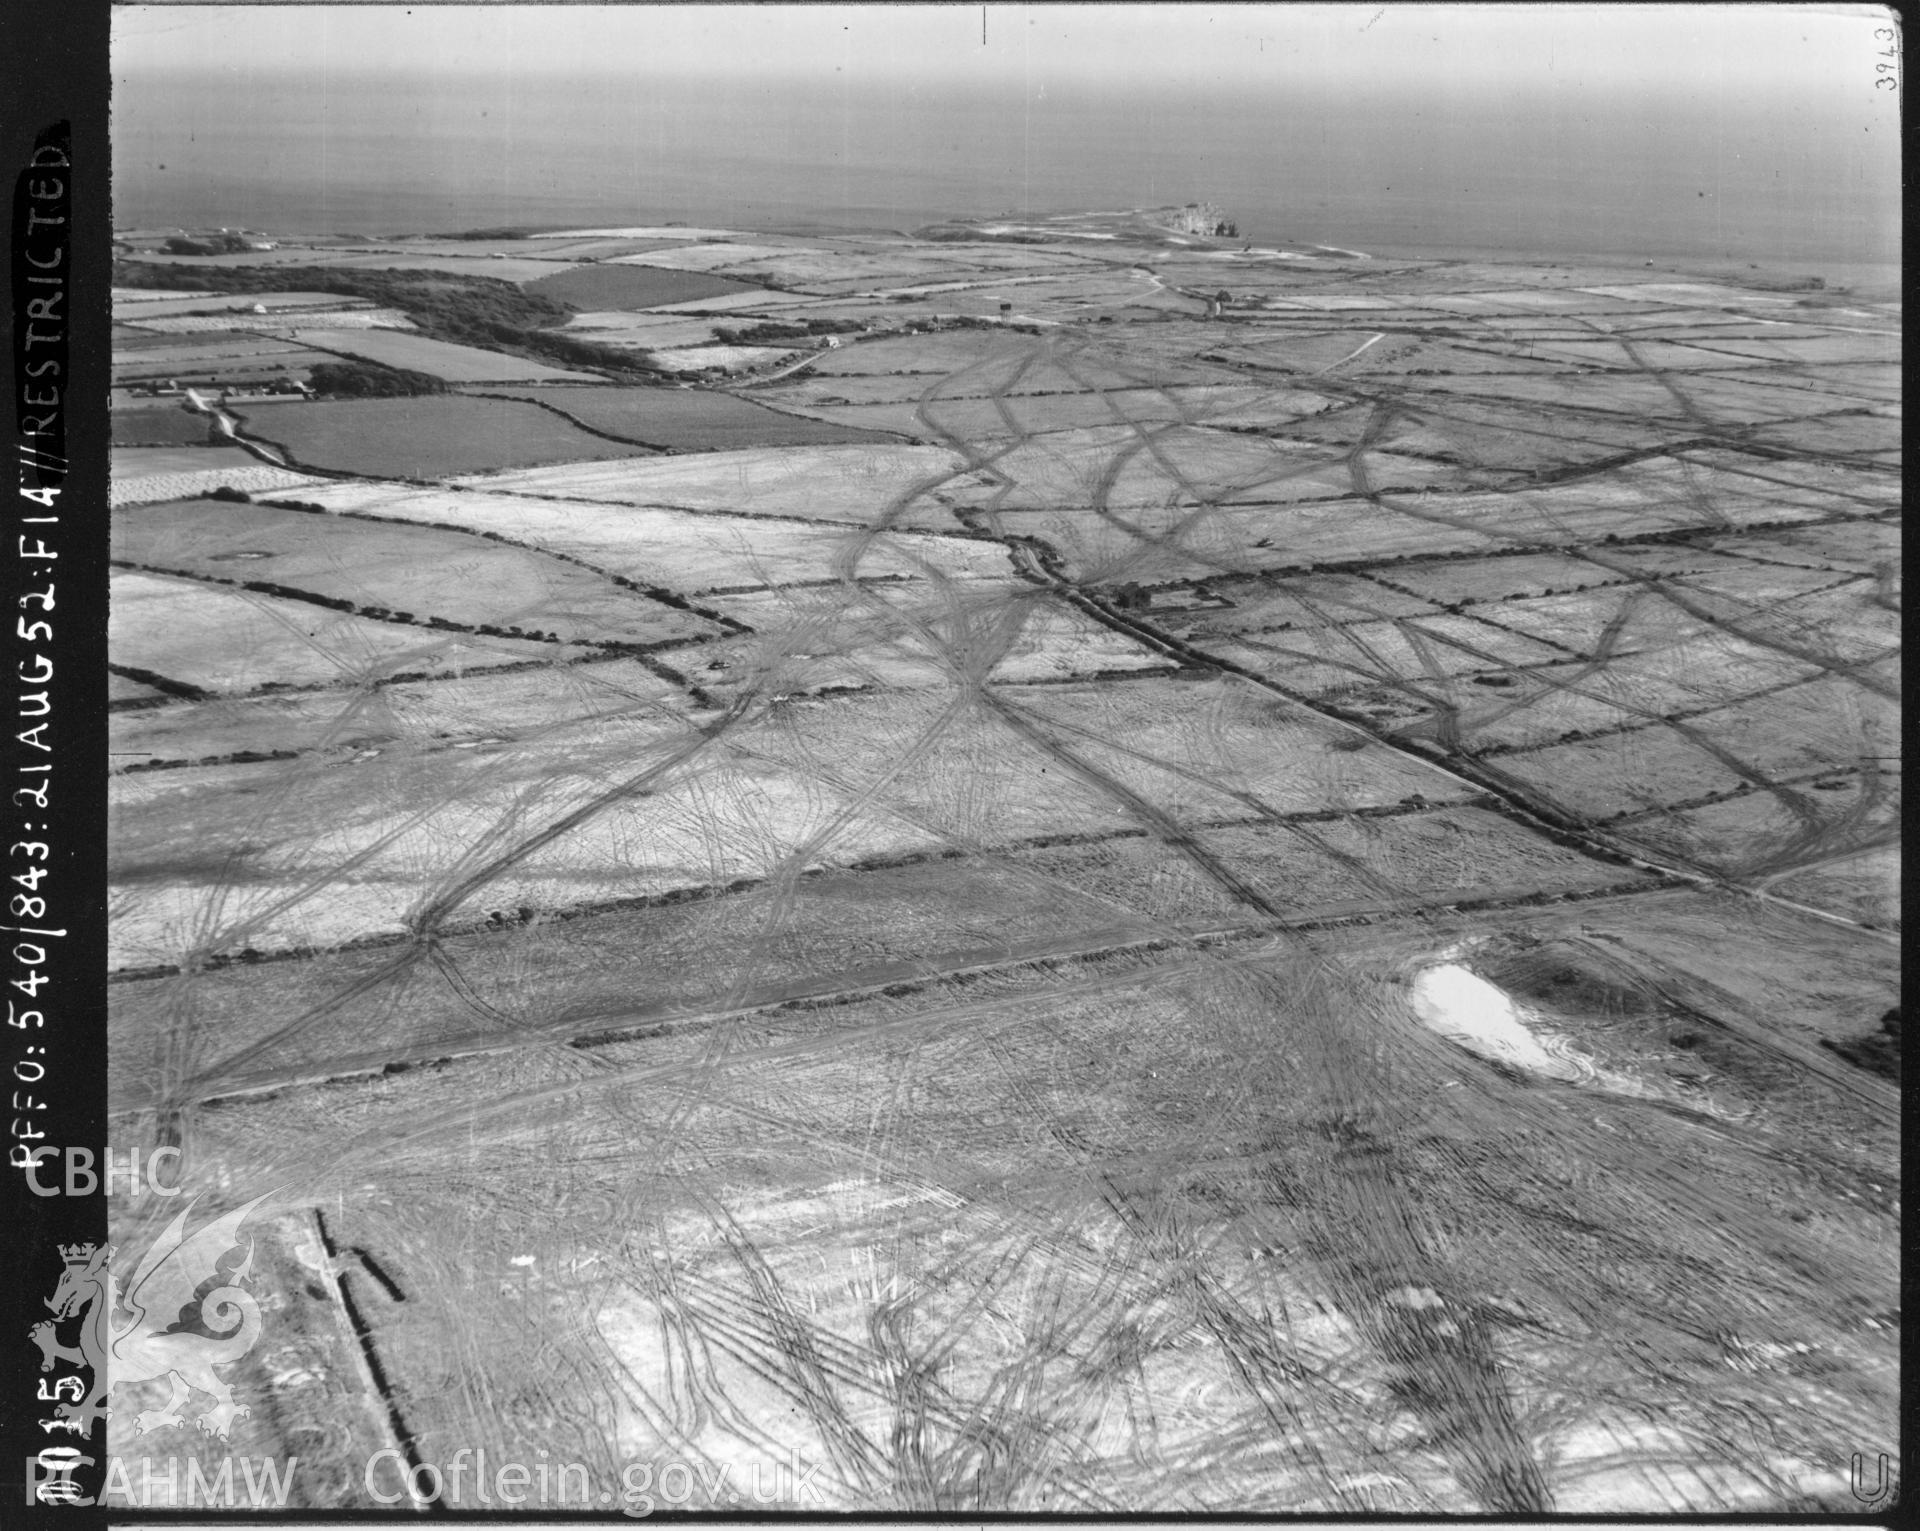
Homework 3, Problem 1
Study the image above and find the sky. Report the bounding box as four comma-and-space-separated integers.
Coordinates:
110, 4, 1901, 264
114, 2, 1898, 97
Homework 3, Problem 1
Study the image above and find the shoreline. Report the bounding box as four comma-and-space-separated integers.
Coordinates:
112, 214, 1899, 303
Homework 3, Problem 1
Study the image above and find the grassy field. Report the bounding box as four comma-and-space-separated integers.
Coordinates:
647, 343, 794, 373
762, 384, 1335, 441
108, 664, 1513, 970
526, 263, 765, 310
110, 670, 170, 705
124, 308, 416, 334
718, 247, 991, 288
114, 336, 323, 371
113, 497, 723, 646
557, 312, 733, 347
106, 220, 1899, 1514
606, 241, 799, 270
288, 328, 601, 382
120, 887, 1896, 1512
703, 583, 1176, 689
110, 446, 327, 507
234, 395, 653, 478
113, 331, 317, 359
478, 385, 902, 449
109, 568, 564, 697
529, 224, 755, 240
646, 287, 823, 315
111, 405, 221, 447
110, 655, 688, 768
111, 289, 375, 319
456, 442, 967, 521
317, 252, 593, 284
293, 480, 1013, 591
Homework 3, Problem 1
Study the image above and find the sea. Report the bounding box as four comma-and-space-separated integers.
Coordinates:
111, 68, 1900, 282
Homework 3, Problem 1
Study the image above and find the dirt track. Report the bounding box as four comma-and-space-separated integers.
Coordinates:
110, 255, 1899, 1512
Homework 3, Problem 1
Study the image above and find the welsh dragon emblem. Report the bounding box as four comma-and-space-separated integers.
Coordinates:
31, 1193, 274, 1440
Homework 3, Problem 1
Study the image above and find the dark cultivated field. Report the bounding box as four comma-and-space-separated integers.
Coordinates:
113, 326, 290, 353
112, 404, 221, 446
477, 384, 905, 450
232, 394, 653, 478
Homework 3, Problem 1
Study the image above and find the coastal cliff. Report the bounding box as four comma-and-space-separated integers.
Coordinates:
1148, 202, 1238, 238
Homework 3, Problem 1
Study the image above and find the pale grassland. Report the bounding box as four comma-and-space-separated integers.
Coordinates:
109, 569, 562, 693
647, 344, 795, 373
111, 458, 326, 508
298, 481, 1009, 590
453, 442, 966, 521
607, 242, 800, 270
287, 328, 602, 382
126, 309, 415, 333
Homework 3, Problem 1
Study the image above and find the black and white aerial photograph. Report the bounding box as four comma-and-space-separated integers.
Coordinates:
90, 0, 1899, 1517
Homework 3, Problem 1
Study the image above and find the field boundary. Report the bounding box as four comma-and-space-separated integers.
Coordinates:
111, 875, 1675, 1109
999, 527, 1898, 947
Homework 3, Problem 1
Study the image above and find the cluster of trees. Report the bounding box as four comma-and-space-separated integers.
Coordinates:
712, 317, 863, 345
527, 328, 658, 373
307, 361, 445, 399
932, 314, 1044, 335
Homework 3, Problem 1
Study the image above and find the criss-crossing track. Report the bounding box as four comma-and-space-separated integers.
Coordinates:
109, 247, 1898, 1511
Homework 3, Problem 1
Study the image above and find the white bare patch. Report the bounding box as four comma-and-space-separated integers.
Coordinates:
1408, 959, 1696, 1104
648, 344, 795, 374
1408, 962, 1582, 1081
